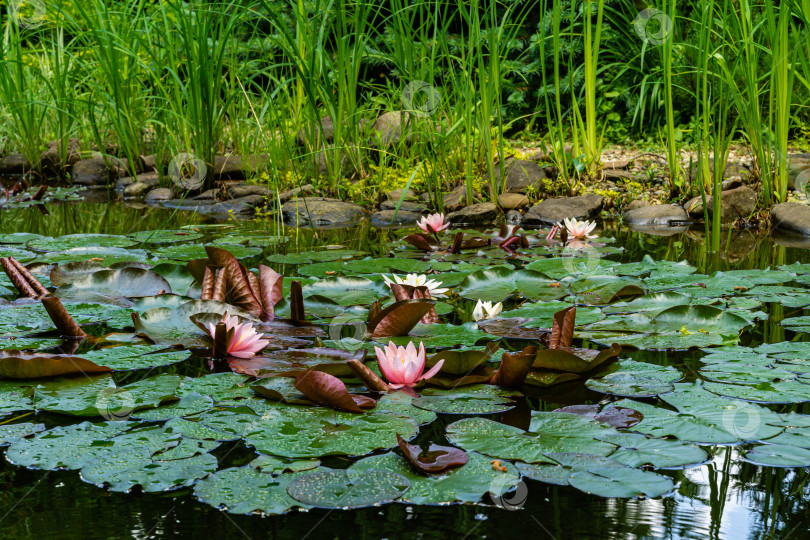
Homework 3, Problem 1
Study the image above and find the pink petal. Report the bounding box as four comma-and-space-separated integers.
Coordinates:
420, 358, 444, 381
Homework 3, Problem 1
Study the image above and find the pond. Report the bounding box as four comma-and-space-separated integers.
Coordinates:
1, 198, 809, 540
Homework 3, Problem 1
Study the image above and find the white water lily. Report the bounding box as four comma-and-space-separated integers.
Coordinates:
383, 273, 449, 297
561, 217, 597, 239
472, 299, 503, 321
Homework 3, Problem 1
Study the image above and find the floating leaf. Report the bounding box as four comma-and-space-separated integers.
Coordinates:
194, 466, 312, 515
396, 434, 468, 474
0, 350, 111, 378
286, 469, 410, 508
348, 451, 519, 505
414, 385, 521, 414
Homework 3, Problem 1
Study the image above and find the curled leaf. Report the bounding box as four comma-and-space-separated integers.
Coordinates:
0, 350, 111, 378
490, 346, 538, 388
549, 306, 576, 349
532, 344, 622, 374
367, 299, 436, 338
294, 370, 376, 413
396, 433, 469, 474
347, 358, 390, 392
41, 296, 87, 338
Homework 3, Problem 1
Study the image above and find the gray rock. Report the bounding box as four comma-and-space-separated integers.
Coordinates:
369, 111, 411, 147
772, 202, 810, 236
141, 154, 158, 171
123, 182, 153, 199
603, 169, 634, 180
687, 158, 752, 183
624, 199, 650, 211
193, 189, 219, 200
144, 187, 176, 204
523, 194, 604, 226
114, 176, 135, 193
603, 159, 633, 169
380, 200, 427, 213
135, 171, 160, 187
683, 186, 757, 223
163, 195, 265, 216
296, 116, 334, 147
282, 197, 365, 226
420, 192, 431, 203
387, 188, 417, 201
497, 192, 530, 210
505, 209, 523, 224
490, 159, 545, 193
228, 184, 270, 199
72, 158, 111, 186
279, 184, 315, 203
0, 153, 32, 175
447, 202, 500, 225
370, 210, 421, 227
624, 204, 691, 228
443, 185, 475, 210
793, 169, 810, 195
41, 138, 80, 170
213, 154, 270, 180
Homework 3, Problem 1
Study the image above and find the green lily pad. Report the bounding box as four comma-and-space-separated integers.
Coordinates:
207, 401, 421, 458
348, 451, 520, 505
446, 413, 619, 464
0, 422, 45, 446
194, 466, 313, 515
81, 346, 190, 371
703, 379, 810, 404
33, 374, 182, 417
611, 385, 783, 444
413, 385, 520, 415
742, 444, 810, 468
586, 361, 682, 397
128, 230, 204, 245
5, 420, 139, 469
383, 322, 497, 349
152, 243, 261, 261
517, 452, 674, 498
286, 469, 410, 509
303, 277, 389, 306
35, 247, 149, 265
81, 451, 218, 493
0, 232, 45, 245
28, 234, 137, 252
599, 433, 707, 469
134, 393, 215, 422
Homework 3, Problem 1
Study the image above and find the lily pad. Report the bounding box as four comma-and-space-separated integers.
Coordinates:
517, 452, 674, 498
28, 234, 137, 252
80, 452, 218, 493
413, 385, 521, 415
194, 466, 312, 515
286, 469, 410, 509
446, 413, 618, 464
586, 361, 682, 397
742, 444, 810, 468
348, 451, 520, 505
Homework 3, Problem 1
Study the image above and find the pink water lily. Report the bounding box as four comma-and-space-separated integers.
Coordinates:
374, 341, 444, 389
208, 314, 270, 359
417, 213, 450, 234
562, 217, 597, 239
